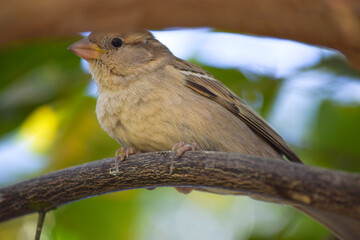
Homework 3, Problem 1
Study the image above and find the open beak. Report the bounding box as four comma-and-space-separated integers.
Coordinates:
68, 38, 103, 61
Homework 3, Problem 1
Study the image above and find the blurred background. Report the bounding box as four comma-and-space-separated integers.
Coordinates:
0, 28, 359, 240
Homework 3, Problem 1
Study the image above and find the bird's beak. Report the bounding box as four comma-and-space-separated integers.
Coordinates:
68, 38, 104, 61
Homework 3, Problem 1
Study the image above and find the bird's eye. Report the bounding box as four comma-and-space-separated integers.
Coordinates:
111, 38, 123, 48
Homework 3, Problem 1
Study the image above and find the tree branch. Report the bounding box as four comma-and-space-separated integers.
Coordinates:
1, 0, 360, 70
1, 151, 359, 223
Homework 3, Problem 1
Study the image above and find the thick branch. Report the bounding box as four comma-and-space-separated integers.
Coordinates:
0, 151, 359, 223
1, 0, 360, 69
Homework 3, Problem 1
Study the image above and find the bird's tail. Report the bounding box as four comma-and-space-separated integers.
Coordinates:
294, 205, 360, 240
197, 187, 360, 240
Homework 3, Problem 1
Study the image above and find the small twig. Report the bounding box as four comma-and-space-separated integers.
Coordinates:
34, 211, 46, 240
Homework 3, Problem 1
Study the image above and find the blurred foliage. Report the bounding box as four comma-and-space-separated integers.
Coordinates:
0, 38, 89, 136
0, 35, 359, 240
51, 191, 138, 240
302, 55, 360, 172
307, 100, 360, 172
307, 54, 360, 78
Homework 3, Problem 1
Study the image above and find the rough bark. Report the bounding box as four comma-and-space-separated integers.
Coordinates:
1, 151, 359, 223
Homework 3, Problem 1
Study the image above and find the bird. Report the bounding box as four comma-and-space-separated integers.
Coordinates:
68, 31, 301, 163
68, 30, 359, 239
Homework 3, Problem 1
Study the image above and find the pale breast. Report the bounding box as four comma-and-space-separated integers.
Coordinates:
95, 71, 190, 151
96, 89, 125, 143
95, 68, 281, 159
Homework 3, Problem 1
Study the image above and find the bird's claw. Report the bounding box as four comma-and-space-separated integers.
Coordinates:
114, 147, 140, 170
170, 142, 200, 174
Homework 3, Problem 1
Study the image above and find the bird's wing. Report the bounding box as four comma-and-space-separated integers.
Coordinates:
173, 58, 302, 163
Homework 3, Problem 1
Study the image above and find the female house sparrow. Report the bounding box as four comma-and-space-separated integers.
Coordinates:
68, 31, 301, 164
68, 31, 359, 239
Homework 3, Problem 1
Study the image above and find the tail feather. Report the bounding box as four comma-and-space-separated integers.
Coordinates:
197, 187, 360, 240
295, 205, 360, 240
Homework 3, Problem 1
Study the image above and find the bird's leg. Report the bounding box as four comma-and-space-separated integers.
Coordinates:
170, 141, 200, 174
172, 142, 200, 157
114, 147, 141, 170
146, 143, 199, 193
171, 142, 199, 193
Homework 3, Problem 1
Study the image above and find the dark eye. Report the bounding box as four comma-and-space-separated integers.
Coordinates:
111, 38, 123, 48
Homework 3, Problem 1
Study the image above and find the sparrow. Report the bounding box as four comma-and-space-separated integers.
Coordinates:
68, 31, 301, 164
68, 31, 358, 239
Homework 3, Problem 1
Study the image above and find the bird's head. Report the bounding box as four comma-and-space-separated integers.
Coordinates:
68, 31, 172, 88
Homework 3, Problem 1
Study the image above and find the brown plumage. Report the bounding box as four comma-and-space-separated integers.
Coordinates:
69, 31, 301, 163
69, 31, 359, 239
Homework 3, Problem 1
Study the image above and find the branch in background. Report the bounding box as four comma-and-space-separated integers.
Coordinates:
1, 151, 359, 223
1, 0, 360, 70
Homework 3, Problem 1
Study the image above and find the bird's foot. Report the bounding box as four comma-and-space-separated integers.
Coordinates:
170, 142, 200, 174
114, 147, 141, 170
175, 187, 193, 194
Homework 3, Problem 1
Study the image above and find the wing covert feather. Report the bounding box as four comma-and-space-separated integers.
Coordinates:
173, 58, 302, 163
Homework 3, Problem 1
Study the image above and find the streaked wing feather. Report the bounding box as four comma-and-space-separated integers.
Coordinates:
173, 58, 302, 163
